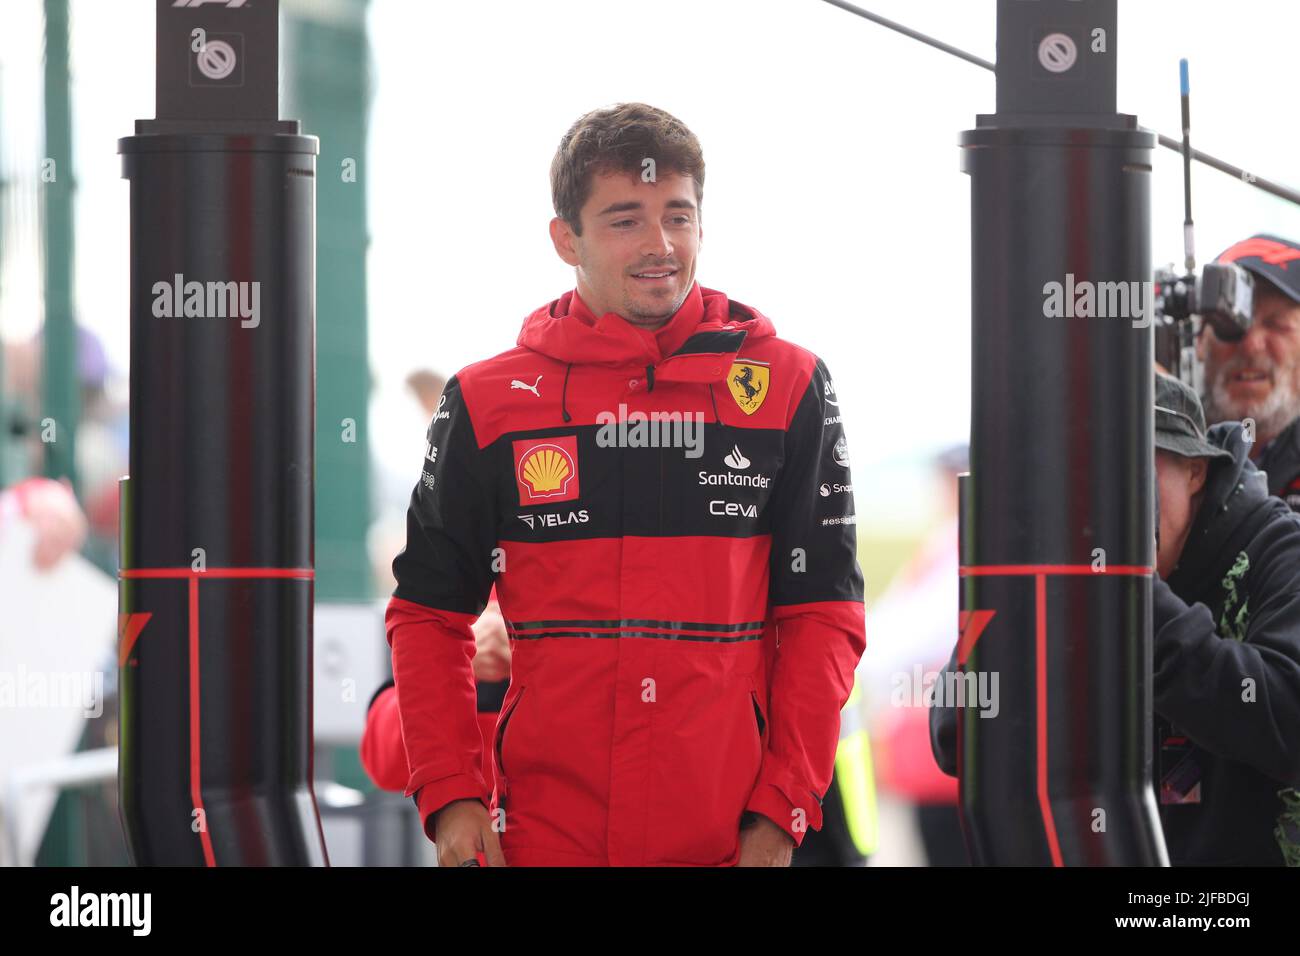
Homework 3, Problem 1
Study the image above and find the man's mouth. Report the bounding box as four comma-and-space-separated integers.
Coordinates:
631, 269, 678, 283
1228, 368, 1272, 386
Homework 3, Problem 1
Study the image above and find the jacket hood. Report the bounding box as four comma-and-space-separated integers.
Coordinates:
1169, 421, 1276, 599
517, 282, 776, 376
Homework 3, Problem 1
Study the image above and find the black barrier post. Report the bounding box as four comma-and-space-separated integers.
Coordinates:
117, 0, 327, 866
957, 0, 1168, 865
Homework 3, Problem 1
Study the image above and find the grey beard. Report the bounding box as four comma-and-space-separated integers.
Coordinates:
1205, 372, 1300, 444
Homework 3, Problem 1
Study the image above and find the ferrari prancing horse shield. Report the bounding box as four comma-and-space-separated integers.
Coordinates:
727, 362, 769, 415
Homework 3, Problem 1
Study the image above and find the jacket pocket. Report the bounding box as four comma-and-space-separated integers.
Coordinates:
494, 684, 526, 802
751, 688, 767, 741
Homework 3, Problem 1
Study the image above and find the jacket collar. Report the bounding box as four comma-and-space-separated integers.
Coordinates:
517, 282, 776, 384
566, 282, 707, 363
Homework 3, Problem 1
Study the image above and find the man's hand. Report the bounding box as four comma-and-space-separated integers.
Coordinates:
432, 798, 507, 867
471, 605, 511, 683
736, 814, 795, 867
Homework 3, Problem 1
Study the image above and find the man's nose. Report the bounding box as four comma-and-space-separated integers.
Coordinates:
641, 224, 672, 259
1238, 321, 1268, 358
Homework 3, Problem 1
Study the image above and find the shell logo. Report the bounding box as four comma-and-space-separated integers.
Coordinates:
521, 446, 572, 494
513, 436, 580, 505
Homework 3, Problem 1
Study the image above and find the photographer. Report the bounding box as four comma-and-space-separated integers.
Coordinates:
930, 375, 1300, 865
1200, 234, 1300, 509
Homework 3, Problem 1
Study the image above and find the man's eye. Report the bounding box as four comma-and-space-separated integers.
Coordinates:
670, 216, 692, 225
612, 219, 635, 228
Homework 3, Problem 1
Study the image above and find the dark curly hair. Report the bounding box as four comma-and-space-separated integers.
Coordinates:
550, 103, 705, 235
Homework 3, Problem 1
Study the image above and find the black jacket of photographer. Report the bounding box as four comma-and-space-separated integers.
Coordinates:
929, 422, 1300, 865
1257, 415, 1300, 512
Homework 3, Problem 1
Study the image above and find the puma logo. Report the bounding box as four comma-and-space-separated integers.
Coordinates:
510, 375, 543, 397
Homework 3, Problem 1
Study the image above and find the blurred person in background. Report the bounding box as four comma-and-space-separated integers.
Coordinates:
860, 445, 968, 866
405, 369, 447, 419
0, 475, 87, 570
2, 324, 127, 574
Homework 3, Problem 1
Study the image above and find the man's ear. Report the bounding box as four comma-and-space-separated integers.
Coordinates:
1188, 456, 1210, 497
549, 217, 581, 267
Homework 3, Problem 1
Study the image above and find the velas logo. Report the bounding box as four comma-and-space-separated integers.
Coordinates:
513, 436, 580, 505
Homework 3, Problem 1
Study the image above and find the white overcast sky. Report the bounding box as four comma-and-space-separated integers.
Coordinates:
1, 0, 1298, 529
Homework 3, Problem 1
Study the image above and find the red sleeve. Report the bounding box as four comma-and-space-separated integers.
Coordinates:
386, 596, 491, 840
745, 600, 865, 845
386, 374, 500, 840
747, 356, 866, 846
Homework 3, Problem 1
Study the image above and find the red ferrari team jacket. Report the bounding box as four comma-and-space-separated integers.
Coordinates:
386, 281, 866, 866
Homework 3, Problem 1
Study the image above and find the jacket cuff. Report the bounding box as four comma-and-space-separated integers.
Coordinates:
744, 775, 822, 848
411, 773, 490, 842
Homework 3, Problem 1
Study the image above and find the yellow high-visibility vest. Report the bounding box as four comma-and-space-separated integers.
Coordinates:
835, 679, 879, 857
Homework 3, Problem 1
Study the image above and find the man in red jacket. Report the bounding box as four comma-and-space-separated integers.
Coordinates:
386, 102, 866, 866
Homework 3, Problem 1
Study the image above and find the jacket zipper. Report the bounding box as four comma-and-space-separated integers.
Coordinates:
495, 686, 526, 805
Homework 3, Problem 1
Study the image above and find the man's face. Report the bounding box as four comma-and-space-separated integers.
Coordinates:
1155, 449, 1209, 577
1200, 282, 1300, 445
549, 169, 702, 328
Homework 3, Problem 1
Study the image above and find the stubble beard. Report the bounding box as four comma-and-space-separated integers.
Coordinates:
1204, 358, 1300, 444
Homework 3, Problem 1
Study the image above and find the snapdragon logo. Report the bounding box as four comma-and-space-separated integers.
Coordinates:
152, 273, 261, 328
50, 886, 151, 936
1042, 274, 1154, 328
891, 665, 999, 718
595, 403, 704, 459
0, 667, 103, 718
